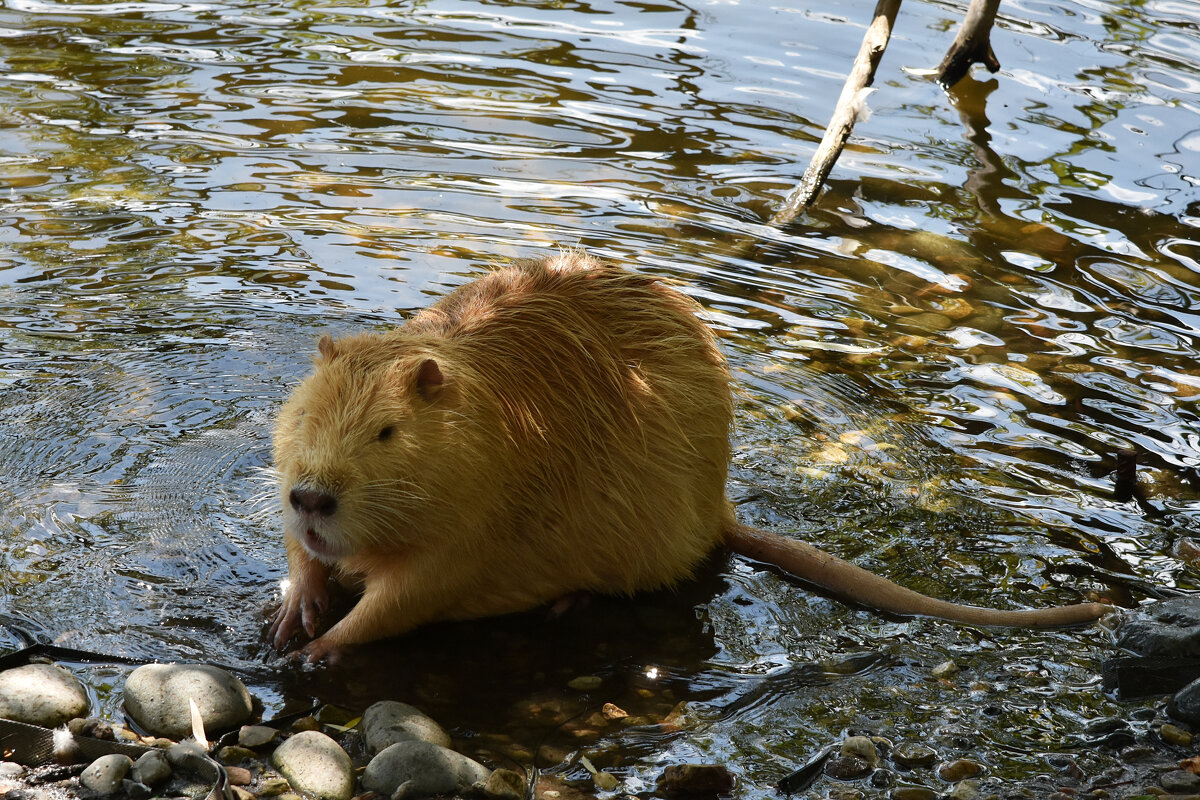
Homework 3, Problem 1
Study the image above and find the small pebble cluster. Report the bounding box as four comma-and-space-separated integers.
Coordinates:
7, 652, 1200, 799
0, 660, 513, 800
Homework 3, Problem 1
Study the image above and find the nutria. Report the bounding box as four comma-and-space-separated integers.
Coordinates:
269, 252, 1108, 661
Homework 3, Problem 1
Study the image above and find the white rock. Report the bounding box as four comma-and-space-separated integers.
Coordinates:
271, 730, 354, 800
362, 701, 451, 753
80, 754, 133, 795
123, 663, 252, 739
362, 740, 491, 800
131, 749, 171, 786
0, 663, 89, 727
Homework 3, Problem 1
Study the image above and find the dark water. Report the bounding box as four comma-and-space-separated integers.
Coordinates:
1, 0, 1199, 795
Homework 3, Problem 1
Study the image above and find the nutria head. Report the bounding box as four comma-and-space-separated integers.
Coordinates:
273, 332, 459, 563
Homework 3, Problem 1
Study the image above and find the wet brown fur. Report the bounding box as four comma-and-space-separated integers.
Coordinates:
270, 252, 1108, 658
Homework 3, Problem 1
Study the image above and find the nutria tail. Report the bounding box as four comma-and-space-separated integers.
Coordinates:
724, 524, 1110, 628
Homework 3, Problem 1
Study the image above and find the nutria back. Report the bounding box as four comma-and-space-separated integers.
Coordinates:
273, 252, 736, 626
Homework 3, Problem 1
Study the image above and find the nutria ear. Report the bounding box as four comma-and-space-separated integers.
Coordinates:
416, 358, 444, 402
317, 334, 338, 361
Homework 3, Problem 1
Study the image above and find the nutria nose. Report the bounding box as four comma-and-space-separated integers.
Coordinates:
289, 487, 338, 517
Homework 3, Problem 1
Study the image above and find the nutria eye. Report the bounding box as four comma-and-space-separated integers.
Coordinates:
378, 426, 394, 442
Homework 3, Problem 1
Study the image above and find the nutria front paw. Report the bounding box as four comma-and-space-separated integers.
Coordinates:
268, 582, 330, 650
296, 636, 343, 665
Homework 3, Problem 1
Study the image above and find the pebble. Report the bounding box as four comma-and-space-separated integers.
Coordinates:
656, 764, 735, 796
482, 768, 526, 800
80, 754, 133, 795
131, 749, 170, 786
258, 776, 291, 796
841, 736, 879, 766
122, 778, 152, 800
890, 787, 939, 800
0, 762, 25, 779
931, 660, 960, 679
0, 663, 90, 727
824, 754, 872, 780
239, 725, 278, 748
1172, 679, 1200, 726
947, 779, 980, 800
567, 675, 603, 691
123, 663, 253, 739
1161, 768, 1200, 793
225, 765, 253, 785
272, 731, 355, 800
361, 740, 491, 800
362, 701, 452, 753
166, 739, 210, 772
891, 743, 937, 768
219, 745, 260, 763
1161, 723, 1195, 746
937, 759, 984, 782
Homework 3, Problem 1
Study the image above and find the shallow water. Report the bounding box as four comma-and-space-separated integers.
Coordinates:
1, 0, 1199, 795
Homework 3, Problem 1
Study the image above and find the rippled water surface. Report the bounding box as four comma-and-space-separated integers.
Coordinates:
2, 0, 1199, 796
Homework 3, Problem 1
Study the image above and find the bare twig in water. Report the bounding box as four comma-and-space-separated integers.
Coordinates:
769, 0, 902, 227
936, 0, 1002, 88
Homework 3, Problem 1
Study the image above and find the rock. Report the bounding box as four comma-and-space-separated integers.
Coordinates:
80, 754, 133, 795
1161, 768, 1200, 793
239, 724, 278, 748
166, 739, 214, 777
225, 765, 253, 785
271, 731, 355, 800
890, 788, 939, 800
891, 743, 937, 768
258, 776, 291, 796
841, 736, 879, 766
1113, 597, 1200, 657
122, 779, 152, 800
656, 764, 735, 796
931, 660, 960, 679
567, 675, 603, 691
131, 749, 170, 786
362, 740, 491, 800
362, 701, 452, 753
947, 779, 980, 800
0, 664, 89, 727
1172, 677, 1200, 725
1161, 722, 1194, 746
938, 759, 984, 782
0, 762, 24, 779
483, 768, 527, 800
219, 745, 259, 763
123, 663, 253, 739
824, 755, 871, 780
291, 715, 319, 732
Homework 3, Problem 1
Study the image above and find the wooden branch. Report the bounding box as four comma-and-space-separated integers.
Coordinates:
936, 0, 1002, 88
770, 0, 902, 227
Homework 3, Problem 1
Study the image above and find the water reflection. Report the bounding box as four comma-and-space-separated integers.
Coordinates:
0, 0, 1198, 795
